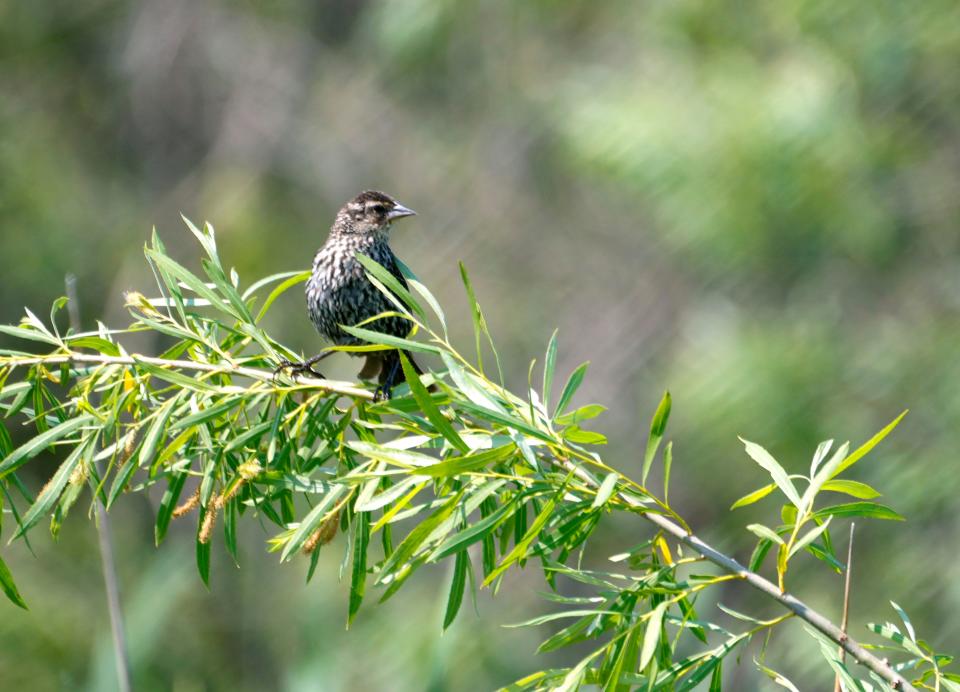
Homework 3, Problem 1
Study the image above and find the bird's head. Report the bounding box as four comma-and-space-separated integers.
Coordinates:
334, 190, 417, 236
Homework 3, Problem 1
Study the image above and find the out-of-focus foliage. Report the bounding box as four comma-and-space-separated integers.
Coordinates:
0, 0, 958, 689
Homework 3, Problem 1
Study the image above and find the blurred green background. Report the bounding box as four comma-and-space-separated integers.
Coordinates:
2, 0, 959, 689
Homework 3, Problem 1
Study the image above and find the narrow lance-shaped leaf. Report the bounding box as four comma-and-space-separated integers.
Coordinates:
592, 472, 619, 509
663, 440, 673, 504
639, 602, 667, 671
542, 329, 558, 413
281, 485, 349, 561
731, 483, 778, 510
801, 441, 849, 512
554, 362, 589, 416
812, 502, 904, 522
831, 410, 908, 479
483, 481, 568, 587
739, 438, 803, 509
398, 351, 468, 453
356, 254, 426, 321
15, 436, 92, 538
339, 324, 439, 355
155, 471, 188, 545
788, 516, 832, 559
379, 491, 463, 580
443, 549, 469, 630
819, 479, 881, 500
0, 414, 94, 477
746, 523, 784, 545
642, 391, 671, 485
0, 554, 27, 609
458, 262, 487, 372
348, 510, 370, 627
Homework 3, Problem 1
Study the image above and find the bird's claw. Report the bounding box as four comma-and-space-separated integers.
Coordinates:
274, 358, 325, 381
373, 384, 392, 402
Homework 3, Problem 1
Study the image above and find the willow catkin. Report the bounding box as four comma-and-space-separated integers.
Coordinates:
303, 507, 343, 554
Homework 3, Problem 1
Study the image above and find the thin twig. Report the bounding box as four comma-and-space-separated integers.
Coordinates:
835, 523, 856, 692
66, 275, 132, 692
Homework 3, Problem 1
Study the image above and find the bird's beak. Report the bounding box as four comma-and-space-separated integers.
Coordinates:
387, 203, 417, 221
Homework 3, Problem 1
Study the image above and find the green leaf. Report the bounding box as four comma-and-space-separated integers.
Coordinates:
138, 398, 177, 468
459, 262, 488, 372
542, 329, 558, 412
456, 400, 554, 443
554, 404, 606, 427
746, 523, 784, 545
0, 415, 94, 478
788, 516, 832, 559
603, 622, 640, 691
554, 362, 589, 416
0, 324, 59, 346
592, 472, 619, 509
831, 410, 908, 479
443, 549, 469, 630
338, 324, 439, 355
808, 439, 834, 477
134, 358, 218, 392
169, 396, 242, 431
280, 484, 349, 561
755, 659, 800, 692
890, 601, 917, 642
196, 528, 211, 586
643, 391, 671, 485
431, 494, 518, 560
562, 426, 607, 445
663, 441, 673, 504
398, 351, 468, 453
813, 502, 904, 522
419, 444, 515, 478
379, 492, 463, 579
146, 248, 236, 318
155, 472, 188, 545
242, 268, 309, 301
0, 553, 27, 609
820, 479, 881, 499
483, 488, 562, 586
804, 626, 866, 691
356, 254, 426, 321
639, 602, 667, 671
749, 538, 774, 572
739, 438, 802, 509
15, 438, 91, 538
801, 441, 849, 511
866, 622, 923, 657
65, 335, 121, 356
730, 483, 777, 510
348, 510, 370, 626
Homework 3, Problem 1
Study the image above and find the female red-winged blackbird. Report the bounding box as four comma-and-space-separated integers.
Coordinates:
280, 190, 427, 400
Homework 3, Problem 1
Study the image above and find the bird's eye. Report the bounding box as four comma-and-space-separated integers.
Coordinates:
370, 204, 386, 215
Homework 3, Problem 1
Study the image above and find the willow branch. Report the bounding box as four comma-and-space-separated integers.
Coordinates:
0, 352, 373, 399
557, 461, 915, 691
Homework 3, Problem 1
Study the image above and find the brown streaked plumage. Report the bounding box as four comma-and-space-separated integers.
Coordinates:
280, 190, 429, 400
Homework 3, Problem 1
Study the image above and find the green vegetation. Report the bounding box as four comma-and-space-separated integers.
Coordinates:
1, 223, 955, 690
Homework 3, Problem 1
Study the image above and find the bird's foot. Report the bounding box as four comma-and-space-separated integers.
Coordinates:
373, 383, 393, 402
273, 358, 325, 381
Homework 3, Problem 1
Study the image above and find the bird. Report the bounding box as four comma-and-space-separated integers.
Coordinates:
279, 190, 429, 400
